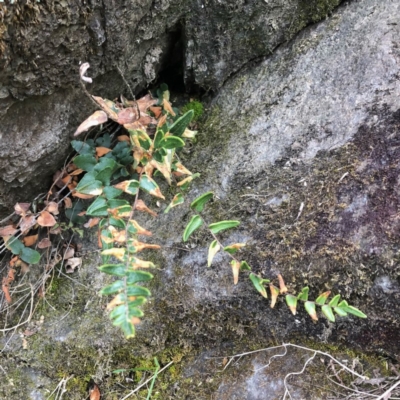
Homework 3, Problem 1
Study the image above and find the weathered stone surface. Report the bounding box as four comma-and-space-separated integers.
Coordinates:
0, 0, 342, 215
1, 0, 400, 398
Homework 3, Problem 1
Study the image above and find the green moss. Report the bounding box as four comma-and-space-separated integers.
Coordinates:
181, 100, 204, 122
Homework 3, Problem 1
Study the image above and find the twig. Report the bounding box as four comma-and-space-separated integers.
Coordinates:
119, 361, 173, 400
376, 379, 400, 400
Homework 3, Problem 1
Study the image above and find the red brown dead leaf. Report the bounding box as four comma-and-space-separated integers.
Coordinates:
9, 256, 19, 267
84, 217, 100, 228
46, 201, 59, 215
37, 211, 57, 227
61, 175, 72, 186
64, 197, 73, 208
64, 246, 75, 260
19, 215, 37, 232
23, 234, 38, 247
131, 317, 141, 325
231, 260, 240, 285
89, 383, 101, 400
106, 294, 125, 310
135, 200, 157, 217
69, 168, 84, 176
117, 135, 130, 143
96, 147, 112, 157
277, 274, 288, 294
136, 93, 157, 113
0, 225, 17, 236
72, 192, 96, 199
117, 107, 138, 125
157, 114, 168, 128
14, 203, 31, 216
74, 110, 108, 136
38, 238, 52, 249
2, 268, 15, 303
129, 220, 152, 236
92, 96, 120, 121
53, 170, 65, 188
130, 240, 161, 252
50, 225, 62, 235
149, 106, 162, 118
163, 99, 176, 116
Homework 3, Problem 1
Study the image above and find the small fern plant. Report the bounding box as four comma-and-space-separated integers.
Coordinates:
183, 192, 367, 322
69, 76, 198, 337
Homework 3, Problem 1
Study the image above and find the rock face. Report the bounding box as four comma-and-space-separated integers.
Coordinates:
0, 0, 342, 215
1, 0, 400, 399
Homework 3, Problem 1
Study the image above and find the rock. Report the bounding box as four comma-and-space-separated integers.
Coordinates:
0, 0, 342, 215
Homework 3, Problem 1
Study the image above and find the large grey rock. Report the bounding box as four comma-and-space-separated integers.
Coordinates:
0, 0, 342, 215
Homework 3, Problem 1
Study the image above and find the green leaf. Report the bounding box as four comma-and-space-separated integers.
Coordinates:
86, 197, 109, 217
321, 305, 335, 322
139, 175, 165, 199
96, 133, 111, 148
126, 271, 154, 284
128, 304, 145, 318
341, 305, 367, 319
183, 215, 203, 242
315, 291, 331, 306
65, 201, 86, 224
71, 140, 95, 155
120, 320, 136, 339
75, 172, 103, 195
297, 287, 309, 301
20, 247, 41, 264
240, 261, 251, 271
126, 286, 151, 297
127, 296, 147, 307
164, 193, 184, 214
285, 294, 298, 315
208, 220, 240, 234
5, 237, 25, 255
169, 110, 194, 137
103, 186, 123, 200
190, 192, 213, 213
249, 273, 268, 298
107, 199, 130, 209
98, 264, 127, 276
73, 154, 97, 172
329, 294, 341, 307
154, 129, 165, 149
159, 136, 185, 149
304, 301, 318, 321
207, 240, 220, 267
100, 280, 125, 295
333, 307, 348, 317
109, 217, 126, 229
94, 158, 119, 186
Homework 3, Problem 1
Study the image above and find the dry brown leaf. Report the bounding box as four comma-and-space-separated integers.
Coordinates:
63, 246, 75, 260
0, 225, 17, 236
231, 261, 240, 285
117, 135, 130, 143
46, 201, 59, 215
277, 274, 288, 294
64, 197, 73, 208
2, 268, 15, 303
50, 225, 62, 235
129, 220, 152, 236
95, 147, 112, 157
117, 107, 138, 125
92, 96, 119, 121
89, 383, 101, 400
136, 93, 157, 113
135, 200, 157, 217
19, 215, 37, 232
38, 238, 52, 249
65, 257, 82, 273
37, 211, 57, 227
72, 192, 96, 199
61, 175, 72, 186
84, 217, 100, 228
157, 114, 167, 128
14, 203, 31, 216
163, 99, 176, 116
69, 168, 84, 176
23, 234, 38, 247
74, 110, 108, 136
149, 106, 162, 118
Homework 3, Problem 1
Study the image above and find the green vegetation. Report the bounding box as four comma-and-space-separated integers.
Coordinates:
181, 100, 204, 122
